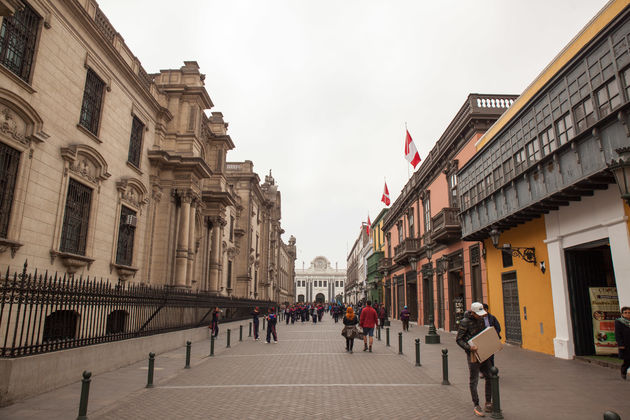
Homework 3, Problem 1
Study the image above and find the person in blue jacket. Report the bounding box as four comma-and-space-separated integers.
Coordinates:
252, 307, 260, 341
266, 308, 278, 343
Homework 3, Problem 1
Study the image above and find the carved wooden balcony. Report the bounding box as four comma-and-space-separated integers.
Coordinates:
393, 238, 421, 266
377, 257, 392, 274
431, 207, 462, 244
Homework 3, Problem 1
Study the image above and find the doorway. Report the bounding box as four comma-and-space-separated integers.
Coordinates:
502, 271, 522, 345
565, 240, 616, 356
448, 270, 465, 331
396, 277, 404, 319
315, 293, 325, 303
406, 270, 418, 322
422, 264, 433, 325
437, 272, 445, 329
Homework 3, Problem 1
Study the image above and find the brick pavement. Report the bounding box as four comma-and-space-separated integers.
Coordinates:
1, 314, 629, 419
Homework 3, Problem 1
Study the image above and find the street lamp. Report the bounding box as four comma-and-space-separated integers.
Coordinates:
425, 242, 433, 261
609, 147, 630, 206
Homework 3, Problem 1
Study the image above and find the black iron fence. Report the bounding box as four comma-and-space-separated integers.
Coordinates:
0, 263, 274, 358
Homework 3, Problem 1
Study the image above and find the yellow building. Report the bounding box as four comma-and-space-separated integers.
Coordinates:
366, 208, 389, 305
458, 0, 630, 358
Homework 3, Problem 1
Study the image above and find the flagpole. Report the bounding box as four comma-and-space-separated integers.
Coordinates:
405, 122, 410, 180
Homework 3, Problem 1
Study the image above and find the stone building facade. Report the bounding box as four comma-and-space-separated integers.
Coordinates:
295, 256, 345, 303
0, 0, 295, 301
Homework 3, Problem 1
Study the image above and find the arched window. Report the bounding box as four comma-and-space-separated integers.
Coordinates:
43, 310, 79, 342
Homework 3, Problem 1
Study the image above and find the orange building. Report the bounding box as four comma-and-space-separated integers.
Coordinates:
381, 94, 516, 330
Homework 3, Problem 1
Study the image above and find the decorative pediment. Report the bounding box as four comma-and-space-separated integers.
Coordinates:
116, 178, 149, 211
61, 144, 111, 185
0, 87, 48, 147
0, 107, 27, 145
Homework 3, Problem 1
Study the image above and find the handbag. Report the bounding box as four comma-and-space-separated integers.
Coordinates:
355, 331, 364, 340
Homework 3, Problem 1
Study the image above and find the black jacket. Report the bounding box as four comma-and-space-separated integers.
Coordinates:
615, 318, 630, 350
456, 311, 486, 354
343, 315, 359, 326
487, 313, 502, 339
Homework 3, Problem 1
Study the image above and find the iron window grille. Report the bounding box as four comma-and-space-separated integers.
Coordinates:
60, 179, 92, 255
0, 2, 40, 82
79, 68, 105, 136
127, 116, 144, 168
0, 142, 20, 238
116, 206, 136, 266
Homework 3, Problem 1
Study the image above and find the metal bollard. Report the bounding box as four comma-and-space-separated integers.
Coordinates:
146, 352, 155, 388
249, 322, 252, 337
227, 329, 231, 348
398, 332, 403, 355
377, 325, 381, 341
210, 334, 215, 357
386, 327, 390, 347
603, 411, 622, 420
240, 325, 243, 341
441, 349, 450, 385
76, 371, 91, 420
489, 366, 503, 419
185, 341, 191, 369
415, 339, 421, 366
263, 317, 266, 330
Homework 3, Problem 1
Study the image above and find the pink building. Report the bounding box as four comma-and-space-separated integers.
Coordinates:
380, 94, 516, 331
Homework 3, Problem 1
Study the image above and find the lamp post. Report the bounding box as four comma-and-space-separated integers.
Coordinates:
423, 241, 440, 344
609, 147, 630, 205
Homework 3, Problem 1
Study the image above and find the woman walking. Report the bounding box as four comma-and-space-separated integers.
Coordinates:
342, 306, 359, 353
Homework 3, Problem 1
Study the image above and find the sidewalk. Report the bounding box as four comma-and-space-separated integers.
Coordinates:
0, 315, 628, 419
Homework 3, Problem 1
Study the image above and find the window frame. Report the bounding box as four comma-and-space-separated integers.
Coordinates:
0, 2, 42, 84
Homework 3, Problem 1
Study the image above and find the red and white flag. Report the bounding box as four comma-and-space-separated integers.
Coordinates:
366, 215, 371, 236
405, 129, 421, 168
381, 182, 390, 206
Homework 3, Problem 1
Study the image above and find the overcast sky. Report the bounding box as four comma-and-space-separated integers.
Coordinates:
100, 0, 608, 270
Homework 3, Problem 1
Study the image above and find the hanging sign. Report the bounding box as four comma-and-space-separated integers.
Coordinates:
589, 287, 620, 355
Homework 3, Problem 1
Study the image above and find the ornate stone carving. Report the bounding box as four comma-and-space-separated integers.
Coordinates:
0, 107, 27, 145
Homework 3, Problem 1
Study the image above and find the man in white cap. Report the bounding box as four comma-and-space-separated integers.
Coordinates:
456, 301, 493, 417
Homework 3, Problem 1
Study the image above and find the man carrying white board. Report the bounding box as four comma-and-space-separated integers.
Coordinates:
456, 302, 493, 417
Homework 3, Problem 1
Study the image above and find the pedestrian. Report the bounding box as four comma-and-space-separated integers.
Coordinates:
285, 306, 290, 325
266, 308, 278, 343
456, 302, 493, 417
252, 307, 260, 340
378, 304, 388, 327
342, 306, 359, 353
360, 299, 378, 352
483, 303, 501, 367
615, 306, 630, 380
400, 305, 410, 331
312, 304, 318, 324
210, 307, 221, 338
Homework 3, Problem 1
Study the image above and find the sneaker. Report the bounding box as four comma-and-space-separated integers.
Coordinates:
363, 344, 368, 352
473, 405, 485, 417
265, 341, 269, 344
369, 346, 372, 352
273, 340, 278, 343
484, 402, 493, 413
349, 350, 353, 354
622, 371, 627, 380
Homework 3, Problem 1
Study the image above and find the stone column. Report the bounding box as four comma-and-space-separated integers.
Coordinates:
174, 193, 191, 288
208, 217, 223, 293
186, 200, 197, 287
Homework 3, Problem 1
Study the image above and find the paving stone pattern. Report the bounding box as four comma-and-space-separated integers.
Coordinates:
1, 316, 629, 419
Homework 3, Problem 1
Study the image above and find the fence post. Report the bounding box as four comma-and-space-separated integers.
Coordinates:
398, 332, 403, 355
240, 325, 243, 341
386, 327, 390, 347
76, 371, 91, 420
377, 325, 381, 341
146, 352, 155, 388
489, 366, 503, 419
415, 339, 421, 366
441, 349, 450, 385
185, 341, 191, 369
249, 322, 252, 337
210, 334, 214, 357
227, 329, 231, 348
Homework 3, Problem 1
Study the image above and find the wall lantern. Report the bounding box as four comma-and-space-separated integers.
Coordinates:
409, 257, 418, 272
609, 147, 630, 206
489, 226, 539, 269
425, 242, 433, 261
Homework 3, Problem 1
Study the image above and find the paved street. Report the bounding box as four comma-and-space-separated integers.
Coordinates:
1, 314, 629, 419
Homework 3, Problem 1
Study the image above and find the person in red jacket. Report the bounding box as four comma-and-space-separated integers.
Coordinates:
359, 300, 379, 352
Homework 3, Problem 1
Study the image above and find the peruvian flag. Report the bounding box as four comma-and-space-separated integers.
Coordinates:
405, 129, 421, 168
366, 215, 371, 236
381, 182, 391, 206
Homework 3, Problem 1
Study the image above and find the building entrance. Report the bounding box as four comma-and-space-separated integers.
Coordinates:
406, 270, 418, 322
502, 271, 522, 345
315, 293, 325, 303
565, 239, 617, 356
448, 271, 465, 331
422, 264, 433, 325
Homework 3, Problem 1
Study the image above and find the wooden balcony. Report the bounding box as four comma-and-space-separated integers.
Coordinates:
377, 257, 392, 273
393, 238, 422, 266
431, 207, 462, 244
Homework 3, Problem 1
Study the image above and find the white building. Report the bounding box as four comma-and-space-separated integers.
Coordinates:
295, 256, 346, 303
